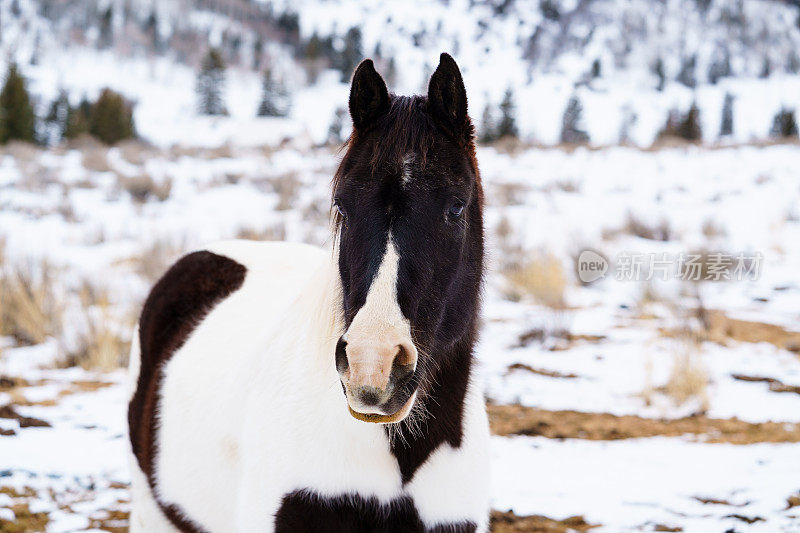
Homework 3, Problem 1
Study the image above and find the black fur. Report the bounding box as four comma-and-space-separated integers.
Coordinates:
128, 251, 246, 533
336, 53, 484, 482
275, 489, 477, 533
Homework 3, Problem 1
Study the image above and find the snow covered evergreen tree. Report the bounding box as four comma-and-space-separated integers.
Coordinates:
257, 69, 291, 117
497, 88, 519, 139
719, 93, 734, 137
196, 48, 228, 116
770, 108, 798, 138
560, 95, 589, 144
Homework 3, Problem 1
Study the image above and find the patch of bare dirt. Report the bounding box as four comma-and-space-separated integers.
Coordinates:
507, 363, 579, 379
786, 493, 800, 510
731, 374, 800, 395
88, 509, 130, 532
670, 309, 800, 353
692, 496, 749, 507
488, 404, 800, 444
0, 405, 51, 429
490, 510, 598, 532
723, 513, 765, 524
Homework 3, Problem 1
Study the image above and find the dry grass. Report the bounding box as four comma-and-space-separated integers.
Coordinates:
504, 252, 567, 309
81, 145, 112, 173
117, 139, 155, 166
623, 212, 672, 241
128, 239, 184, 283
663, 347, 709, 412
118, 173, 172, 203
701, 218, 726, 239
0, 260, 63, 346
237, 222, 287, 242
268, 172, 301, 211
493, 214, 526, 271
491, 182, 529, 206
64, 283, 131, 371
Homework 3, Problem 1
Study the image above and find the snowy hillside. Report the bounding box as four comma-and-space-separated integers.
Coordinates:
1, 0, 800, 146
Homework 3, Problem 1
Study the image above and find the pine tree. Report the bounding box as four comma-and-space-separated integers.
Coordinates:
653, 57, 666, 92
496, 88, 518, 138
591, 58, 601, 79
338, 27, 363, 82
677, 54, 697, 88
196, 48, 228, 116
0, 63, 36, 144
479, 102, 497, 144
540, 0, 560, 21
64, 97, 91, 140
708, 49, 731, 84
99, 6, 113, 49
770, 108, 799, 138
256, 69, 291, 117
677, 102, 702, 142
327, 107, 347, 144
45, 89, 71, 142
788, 50, 800, 75
759, 57, 771, 79
89, 88, 135, 145
719, 93, 734, 137
560, 95, 589, 144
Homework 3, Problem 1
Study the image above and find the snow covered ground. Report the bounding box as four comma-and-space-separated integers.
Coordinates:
1, 138, 799, 531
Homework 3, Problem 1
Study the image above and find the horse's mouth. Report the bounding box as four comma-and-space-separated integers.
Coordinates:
347, 392, 416, 424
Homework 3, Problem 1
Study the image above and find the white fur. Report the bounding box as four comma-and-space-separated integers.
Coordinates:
342, 237, 417, 415
128, 240, 490, 532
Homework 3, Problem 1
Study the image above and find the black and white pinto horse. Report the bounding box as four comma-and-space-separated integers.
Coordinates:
127, 53, 489, 532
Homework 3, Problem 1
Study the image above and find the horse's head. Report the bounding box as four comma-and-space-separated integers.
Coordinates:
333, 53, 483, 424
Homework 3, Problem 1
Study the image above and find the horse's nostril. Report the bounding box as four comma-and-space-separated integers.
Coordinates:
356, 386, 382, 406
391, 344, 415, 380
335, 337, 348, 374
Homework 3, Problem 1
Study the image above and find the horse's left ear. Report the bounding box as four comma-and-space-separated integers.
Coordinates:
427, 53, 470, 142
349, 59, 390, 132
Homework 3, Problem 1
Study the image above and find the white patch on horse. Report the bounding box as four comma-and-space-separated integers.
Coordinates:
401, 153, 415, 186
342, 235, 417, 415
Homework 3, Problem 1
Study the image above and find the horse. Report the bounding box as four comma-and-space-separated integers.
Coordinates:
127, 52, 489, 532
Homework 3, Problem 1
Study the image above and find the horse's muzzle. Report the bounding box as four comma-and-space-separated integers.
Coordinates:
335, 336, 418, 423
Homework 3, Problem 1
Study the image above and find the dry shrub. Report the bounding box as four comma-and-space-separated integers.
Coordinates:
701, 218, 726, 239
504, 251, 567, 309
81, 145, 112, 172
493, 214, 526, 272
268, 172, 301, 211
664, 347, 709, 412
117, 139, 154, 166
491, 182, 529, 206
1, 140, 40, 164
237, 222, 287, 241
131, 239, 183, 283
119, 174, 172, 203
624, 212, 672, 241
65, 283, 131, 370
0, 260, 63, 346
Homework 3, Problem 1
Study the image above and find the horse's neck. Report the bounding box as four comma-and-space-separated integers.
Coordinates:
388, 333, 477, 482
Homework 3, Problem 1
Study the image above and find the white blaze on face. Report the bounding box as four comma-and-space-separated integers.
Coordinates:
341, 237, 417, 413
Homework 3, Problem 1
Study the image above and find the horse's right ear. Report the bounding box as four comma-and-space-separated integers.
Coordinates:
349, 59, 390, 132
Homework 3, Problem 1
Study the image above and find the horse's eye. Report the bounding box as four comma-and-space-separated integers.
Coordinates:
448, 201, 465, 218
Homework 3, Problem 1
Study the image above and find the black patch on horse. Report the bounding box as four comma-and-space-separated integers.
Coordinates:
336, 53, 484, 483
275, 489, 477, 532
128, 250, 246, 533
